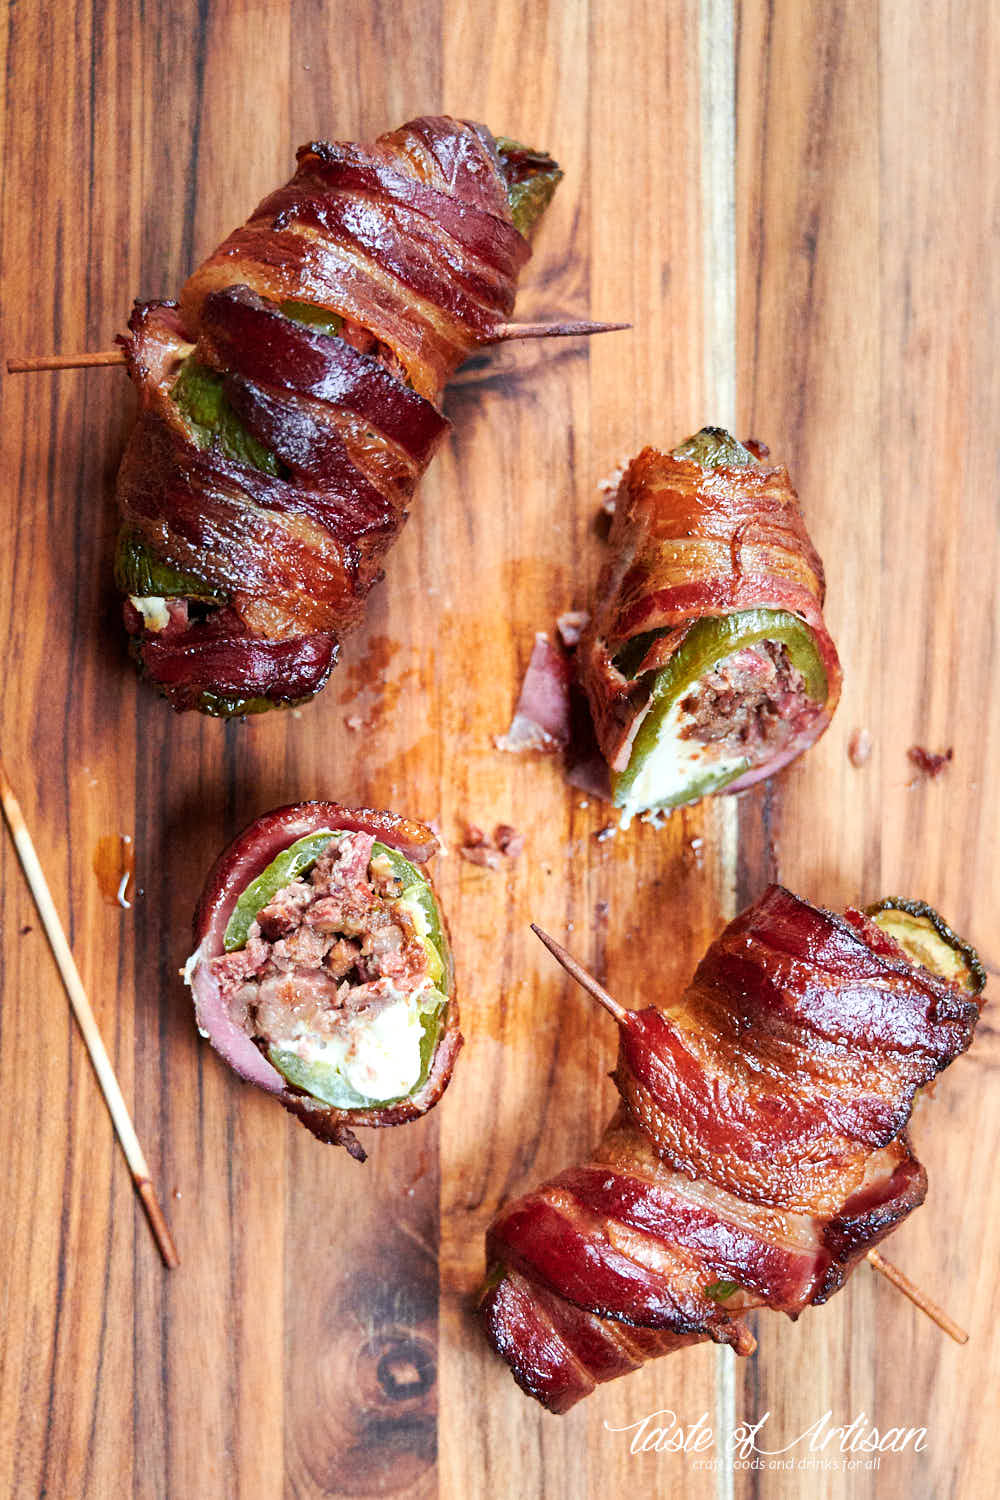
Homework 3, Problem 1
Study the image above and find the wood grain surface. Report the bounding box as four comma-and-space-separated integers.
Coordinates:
0, 2, 996, 1498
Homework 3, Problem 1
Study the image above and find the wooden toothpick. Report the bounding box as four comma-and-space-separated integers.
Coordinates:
6, 349, 126, 373
0, 757, 179, 1269
530, 923, 632, 1023
492, 319, 631, 342
866, 1248, 968, 1344
5, 320, 631, 373
530, 922, 970, 1346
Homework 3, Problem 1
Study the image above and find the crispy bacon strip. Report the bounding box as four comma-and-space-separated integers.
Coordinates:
115, 117, 552, 713
480, 885, 984, 1411
187, 801, 461, 1156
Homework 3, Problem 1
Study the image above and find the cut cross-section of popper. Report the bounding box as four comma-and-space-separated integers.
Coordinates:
184, 802, 460, 1159
579, 428, 843, 823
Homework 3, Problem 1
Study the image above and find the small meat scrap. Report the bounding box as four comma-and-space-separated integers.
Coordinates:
556, 611, 590, 650
460, 827, 501, 869
459, 824, 526, 869
743, 437, 770, 461
848, 728, 873, 768
908, 745, 954, 781
495, 634, 571, 753
494, 824, 526, 860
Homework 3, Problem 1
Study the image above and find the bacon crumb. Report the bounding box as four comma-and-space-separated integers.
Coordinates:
848, 728, 873, 768
907, 745, 953, 780
459, 822, 525, 868
743, 437, 770, 461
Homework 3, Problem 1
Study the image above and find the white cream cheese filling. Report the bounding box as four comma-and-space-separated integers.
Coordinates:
618, 694, 747, 828
129, 594, 171, 632
280, 991, 427, 1101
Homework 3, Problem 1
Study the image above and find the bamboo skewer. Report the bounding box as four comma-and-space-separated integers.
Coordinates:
5, 319, 630, 375
0, 757, 179, 1269
531, 923, 969, 1345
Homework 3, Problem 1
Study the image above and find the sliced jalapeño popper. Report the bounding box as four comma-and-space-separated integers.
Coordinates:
114, 118, 563, 717
579, 428, 842, 824
185, 802, 460, 1158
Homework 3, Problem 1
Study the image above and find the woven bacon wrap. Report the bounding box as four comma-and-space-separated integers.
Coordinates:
480, 886, 984, 1412
580, 445, 843, 778
115, 117, 548, 712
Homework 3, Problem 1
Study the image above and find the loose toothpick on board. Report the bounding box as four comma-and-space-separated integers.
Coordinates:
0, 757, 179, 1269
5, 319, 630, 375
530, 923, 969, 1346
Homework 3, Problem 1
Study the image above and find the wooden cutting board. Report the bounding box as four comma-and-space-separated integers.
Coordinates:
1, 2, 996, 1497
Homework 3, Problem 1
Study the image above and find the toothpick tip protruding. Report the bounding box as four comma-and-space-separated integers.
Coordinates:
866, 1248, 967, 1343
492, 319, 631, 342
530, 923, 633, 1025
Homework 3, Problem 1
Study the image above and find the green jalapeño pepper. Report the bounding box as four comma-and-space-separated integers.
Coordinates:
610, 428, 831, 824
224, 831, 452, 1110
494, 138, 563, 236
866, 898, 986, 996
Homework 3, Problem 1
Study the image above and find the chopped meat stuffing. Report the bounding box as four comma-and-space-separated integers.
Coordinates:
208, 832, 432, 1053
678, 641, 821, 763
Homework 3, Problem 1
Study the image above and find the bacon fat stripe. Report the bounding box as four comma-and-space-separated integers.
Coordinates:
114, 117, 554, 713
480, 885, 984, 1411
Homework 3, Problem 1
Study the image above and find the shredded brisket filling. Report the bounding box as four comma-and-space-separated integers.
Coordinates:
678, 640, 821, 762
208, 834, 433, 1053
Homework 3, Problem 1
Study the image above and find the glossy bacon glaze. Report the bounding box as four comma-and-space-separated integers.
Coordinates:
115, 117, 542, 711
187, 801, 461, 1158
481, 886, 983, 1412
580, 446, 843, 777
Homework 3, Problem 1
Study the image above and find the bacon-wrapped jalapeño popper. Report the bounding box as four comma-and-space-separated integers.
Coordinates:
579, 429, 842, 822
185, 802, 460, 1159
115, 118, 562, 714
480, 888, 985, 1411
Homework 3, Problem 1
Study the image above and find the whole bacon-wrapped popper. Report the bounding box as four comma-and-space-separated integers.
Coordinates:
184, 802, 460, 1159
480, 886, 985, 1411
115, 118, 563, 714
579, 428, 843, 822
